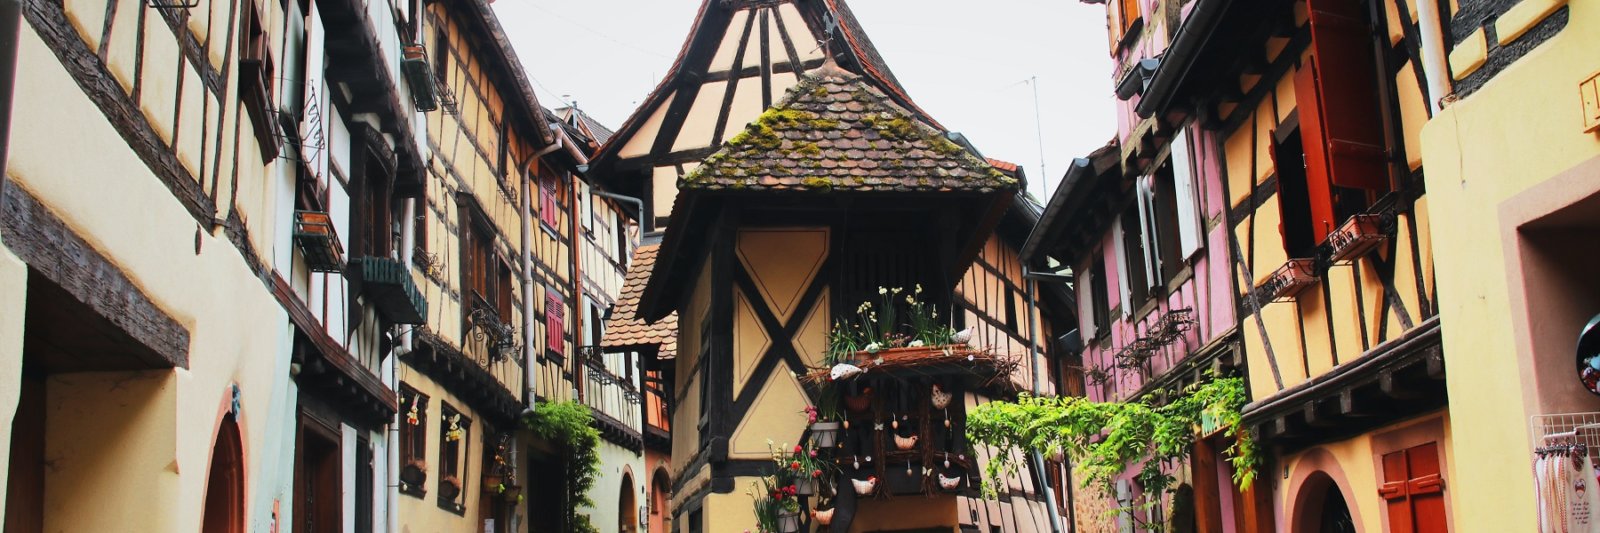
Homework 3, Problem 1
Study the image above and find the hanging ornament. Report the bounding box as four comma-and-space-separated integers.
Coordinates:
944, 407, 951, 428
874, 421, 884, 432
853, 456, 861, 470
944, 452, 951, 469
891, 413, 898, 430
905, 460, 913, 476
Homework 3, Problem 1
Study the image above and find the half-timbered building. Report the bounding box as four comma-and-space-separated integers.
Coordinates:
1123, 0, 1449, 529
587, 2, 1069, 531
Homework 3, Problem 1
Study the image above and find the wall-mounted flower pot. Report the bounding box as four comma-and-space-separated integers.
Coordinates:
811, 421, 841, 448
400, 460, 428, 487
777, 510, 800, 533
481, 474, 504, 493
439, 476, 462, 502
501, 485, 523, 503
794, 476, 817, 496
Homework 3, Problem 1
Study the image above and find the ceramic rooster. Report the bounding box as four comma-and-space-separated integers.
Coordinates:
811, 508, 835, 526
829, 363, 864, 381
894, 434, 919, 450
852, 476, 878, 496
930, 384, 952, 409
938, 473, 962, 490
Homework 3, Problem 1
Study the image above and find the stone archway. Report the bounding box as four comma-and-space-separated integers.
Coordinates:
1292, 471, 1358, 533
201, 414, 245, 533
620, 471, 638, 533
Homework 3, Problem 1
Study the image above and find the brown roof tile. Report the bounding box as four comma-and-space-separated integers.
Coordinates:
678, 65, 1019, 194
602, 244, 678, 358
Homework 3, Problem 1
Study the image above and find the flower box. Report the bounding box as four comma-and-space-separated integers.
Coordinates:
794, 476, 817, 496
1327, 214, 1386, 263
1260, 258, 1318, 301
292, 210, 344, 273
776, 510, 800, 533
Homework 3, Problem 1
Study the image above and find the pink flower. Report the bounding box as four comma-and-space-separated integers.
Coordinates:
809, 450, 817, 458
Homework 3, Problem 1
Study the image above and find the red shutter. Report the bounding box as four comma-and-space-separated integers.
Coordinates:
1379, 442, 1447, 533
1294, 64, 1341, 244
546, 289, 564, 357
540, 172, 559, 229
1302, 0, 1388, 193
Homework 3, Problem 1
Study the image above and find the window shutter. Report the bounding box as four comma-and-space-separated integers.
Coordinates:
1135, 177, 1160, 290
1111, 218, 1132, 313
1379, 442, 1447, 533
1303, 0, 1388, 193
1170, 130, 1204, 258
540, 172, 560, 229
1078, 265, 1097, 339
1292, 69, 1342, 244
546, 289, 564, 357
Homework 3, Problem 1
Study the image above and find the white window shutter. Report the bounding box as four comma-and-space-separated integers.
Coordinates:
1171, 130, 1204, 259
1112, 218, 1131, 314
1135, 177, 1160, 289
1078, 265, 1096, 339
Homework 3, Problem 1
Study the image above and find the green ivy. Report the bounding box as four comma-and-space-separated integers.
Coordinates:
965, 377, 1259, 508
524, 400, 602, 533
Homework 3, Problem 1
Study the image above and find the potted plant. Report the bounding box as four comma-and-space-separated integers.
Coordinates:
439, 475, 462, 501
500, 484, 523, 503
482, 473, 504, 492
782, 443, 831, 496
749, 477, 800, 533
400, 459, 427, 488
806, 403, 843, 448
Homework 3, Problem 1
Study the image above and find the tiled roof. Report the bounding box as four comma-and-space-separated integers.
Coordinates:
986, 158, 1019, 173
602, 243, 678, 358
556, 106, 616, 146
679, 65, 1019, 193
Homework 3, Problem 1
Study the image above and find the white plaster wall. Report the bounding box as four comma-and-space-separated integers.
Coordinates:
585, 440, 646, 533
0, 222, 28, 525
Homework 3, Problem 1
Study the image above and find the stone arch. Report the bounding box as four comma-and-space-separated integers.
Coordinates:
620, 470, 639, 533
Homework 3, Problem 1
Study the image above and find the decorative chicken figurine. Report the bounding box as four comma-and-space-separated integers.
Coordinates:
852, 476, 878, 496
812, 507, 835, 526
950, 327, 975, 345
829, 363, 864, 381
938, 473, 963, 490
930, 384, 952, 409
894, 434, 919, 450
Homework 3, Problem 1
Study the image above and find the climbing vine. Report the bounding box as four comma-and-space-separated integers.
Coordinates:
523, 400, 602, 533
965, 377, 1259, 513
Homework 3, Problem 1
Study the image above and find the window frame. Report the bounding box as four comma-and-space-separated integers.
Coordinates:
238, 0, 279, 162
436, 402, 470, 514
398, 384, 429, 499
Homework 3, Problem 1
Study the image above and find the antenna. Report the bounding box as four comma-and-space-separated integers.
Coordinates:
1029, 76, 1048, 197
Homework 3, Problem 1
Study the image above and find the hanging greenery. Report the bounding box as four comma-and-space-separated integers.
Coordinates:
965, 377, 1259, 509
523, 400, 602, 533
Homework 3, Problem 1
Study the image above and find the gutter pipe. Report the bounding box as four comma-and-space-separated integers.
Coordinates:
522, 134, 566, 407
1023, 267, 1066, 533
1415, 0, 1452, 112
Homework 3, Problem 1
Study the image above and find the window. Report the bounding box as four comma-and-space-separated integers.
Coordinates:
460, 201, 513, 329
355, 437, 373, 533
437, 403, 470, 513
615, 212, 630, 267
238, 0, 279, 161
398, 385, 428, 498
432, 26, 449, 85
546, 287, 566, 361
1004, 287, 1019, 333
1078, 253, 1111, 339
413, 195, 428, 259
1379, 442, 1446, 532
1280, 0, 1391, 248
353, 142, 395, 259
539, 167, 561, 231
1117, 207, 1150, 314
579, 184, 594, 233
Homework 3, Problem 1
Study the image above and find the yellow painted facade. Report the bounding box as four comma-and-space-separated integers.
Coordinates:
1419, 0, 1600, 528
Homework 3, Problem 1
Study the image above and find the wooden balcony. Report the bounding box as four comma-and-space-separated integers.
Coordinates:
348, 256, 427, 325
578, 346, 644, 451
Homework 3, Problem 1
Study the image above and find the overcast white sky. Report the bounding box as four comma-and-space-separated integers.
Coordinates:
493, 1, 1118, 201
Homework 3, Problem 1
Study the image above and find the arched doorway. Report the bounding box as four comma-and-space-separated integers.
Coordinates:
620, 472, 638, 533
201, 415, 245, 533
1293, 471, 1357, 533
651, 468, 672, 533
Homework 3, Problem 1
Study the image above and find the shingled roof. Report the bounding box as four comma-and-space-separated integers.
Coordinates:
678, 65, 1018, 193
602, 244, 678, 359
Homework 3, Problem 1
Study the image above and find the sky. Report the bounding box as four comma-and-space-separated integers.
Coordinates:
492, 0, 1118, 201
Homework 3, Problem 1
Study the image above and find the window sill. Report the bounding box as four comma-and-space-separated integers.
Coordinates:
399, 484, 427, 499
436, 498, 466, 516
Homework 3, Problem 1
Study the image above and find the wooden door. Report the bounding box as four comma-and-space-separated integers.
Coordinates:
201, 416, 246, 533
293, 416, 342, 533
1380, 442, 1448, 532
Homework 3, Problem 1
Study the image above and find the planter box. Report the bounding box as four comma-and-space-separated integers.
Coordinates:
777, 511, 800, 533
794, 476, 817, 496
810, 421, 841, 448
1260, 258, 1318, 302
1328, 214, 1386, 263
292, 210, 344, 273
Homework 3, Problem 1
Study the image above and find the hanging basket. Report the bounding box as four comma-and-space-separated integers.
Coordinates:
501, 485, 523, 503
811, 421, 841, 448
439, 475, 462, 501
481, 474, 504, 493
844, 390, 873, 414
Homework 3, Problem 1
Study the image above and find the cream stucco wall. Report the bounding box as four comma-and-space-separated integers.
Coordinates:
3, 22, 300, 532
1420, 0, 1600, 529
0, 236, 24, 524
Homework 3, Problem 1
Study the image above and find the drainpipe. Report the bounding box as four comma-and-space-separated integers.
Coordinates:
1022, 267, 1065, 533
523, 135, 566, 406
1415, 0, 1452, 111
385, 198, 417, 533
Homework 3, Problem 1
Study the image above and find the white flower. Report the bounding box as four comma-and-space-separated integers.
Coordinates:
878, 287, 887, 295
915, 284, 923, 294
865, 342, 881, 353
908, 340, 925, 347
905, 295, 915, 304
892, 287, 903, 294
